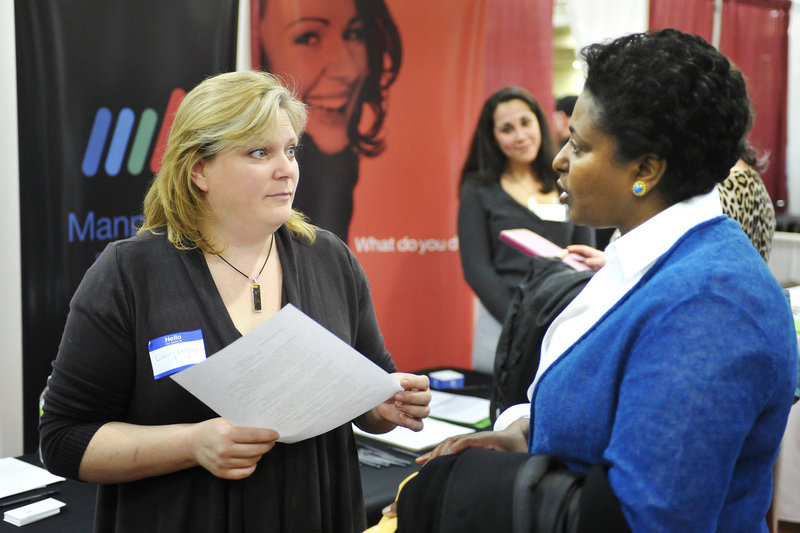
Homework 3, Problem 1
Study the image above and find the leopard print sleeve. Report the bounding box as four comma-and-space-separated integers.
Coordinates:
717, 165, 776, 261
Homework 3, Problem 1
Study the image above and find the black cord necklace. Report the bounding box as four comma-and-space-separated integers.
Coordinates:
217, 233, 274, 312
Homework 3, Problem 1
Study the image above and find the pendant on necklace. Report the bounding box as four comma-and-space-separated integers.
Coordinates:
251, 283, 262, 312
216, 233, 273, 314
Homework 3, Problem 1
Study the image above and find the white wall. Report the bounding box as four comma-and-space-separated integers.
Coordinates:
788, 1, 800, 216
236, 0, 250, 72
566, 0, 649, 55
0, 0, 23, 458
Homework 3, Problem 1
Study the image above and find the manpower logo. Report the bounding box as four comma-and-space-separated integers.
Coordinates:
81, 88, 186, 177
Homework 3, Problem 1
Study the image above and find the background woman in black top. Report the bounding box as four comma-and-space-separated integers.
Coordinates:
457, 86, 594, 371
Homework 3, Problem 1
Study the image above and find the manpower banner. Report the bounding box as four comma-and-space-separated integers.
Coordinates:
251, 0, 552, 372
15, 0, 238, 451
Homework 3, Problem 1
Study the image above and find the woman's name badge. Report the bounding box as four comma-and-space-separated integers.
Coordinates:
148, 329, 206, 379
529, 203, 568, 222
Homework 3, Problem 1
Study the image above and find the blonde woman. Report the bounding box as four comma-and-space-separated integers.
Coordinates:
40, 70, 429, 533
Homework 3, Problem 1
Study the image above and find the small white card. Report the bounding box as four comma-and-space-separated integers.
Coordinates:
148, 329, 206, 379
3, 498, 65, 527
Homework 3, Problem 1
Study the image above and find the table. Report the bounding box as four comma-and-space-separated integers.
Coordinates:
1, 368, 490, 530
1, 454, 95, 532
2, 450, 416, 532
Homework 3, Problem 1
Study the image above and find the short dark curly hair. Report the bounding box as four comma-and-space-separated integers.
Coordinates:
581, 29, 752, 206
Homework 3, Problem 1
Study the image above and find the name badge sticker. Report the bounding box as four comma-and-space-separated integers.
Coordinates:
148, 329, 206, 379
530, 203, 568, 222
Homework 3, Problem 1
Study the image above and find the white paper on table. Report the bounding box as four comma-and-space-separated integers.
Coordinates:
353, 418, 475, 452
0, 458, 65, 500
171, 304, 402, 443
429, 390, 491, 425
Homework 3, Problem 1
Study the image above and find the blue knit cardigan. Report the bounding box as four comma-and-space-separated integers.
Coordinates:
529, 216, 798, 532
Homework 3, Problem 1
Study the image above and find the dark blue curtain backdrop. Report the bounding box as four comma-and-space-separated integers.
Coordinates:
15, 0, 238, 452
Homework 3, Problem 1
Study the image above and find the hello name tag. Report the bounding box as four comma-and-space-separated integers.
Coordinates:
148, 329, 206, 379
530, 203, 568, 222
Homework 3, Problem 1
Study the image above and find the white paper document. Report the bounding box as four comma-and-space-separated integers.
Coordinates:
0, 458, 64, 500
171, 304, 402, 443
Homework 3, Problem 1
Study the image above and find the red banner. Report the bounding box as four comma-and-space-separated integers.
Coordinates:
649, 0, 791, 211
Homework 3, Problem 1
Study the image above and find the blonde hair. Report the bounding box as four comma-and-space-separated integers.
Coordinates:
138, 70, 316, 252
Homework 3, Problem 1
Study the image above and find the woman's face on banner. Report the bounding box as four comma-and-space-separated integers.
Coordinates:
260, 0, 368, 154
492, 99, 542, 167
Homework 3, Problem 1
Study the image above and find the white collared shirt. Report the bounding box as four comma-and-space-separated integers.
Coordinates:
494, 189, 723, 431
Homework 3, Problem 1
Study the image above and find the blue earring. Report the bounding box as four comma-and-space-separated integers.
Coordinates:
633, 180, 647, 197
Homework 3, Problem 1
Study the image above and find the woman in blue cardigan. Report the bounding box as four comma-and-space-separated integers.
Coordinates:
393, 29, 798, 533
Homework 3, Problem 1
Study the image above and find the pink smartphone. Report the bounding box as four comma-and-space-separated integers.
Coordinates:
499, 228, 592, 271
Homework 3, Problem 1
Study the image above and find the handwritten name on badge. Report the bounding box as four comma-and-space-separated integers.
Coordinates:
148, 329, 206, 379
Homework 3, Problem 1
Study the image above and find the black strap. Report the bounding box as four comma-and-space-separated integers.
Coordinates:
511, 454, 553, 531
513, 455, 583, 533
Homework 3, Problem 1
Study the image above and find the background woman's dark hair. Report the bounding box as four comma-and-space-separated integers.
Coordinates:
260, 0, 401, 157
580, 28, 752, 206
459, 86, 558, 194
741, 141, 769, 174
